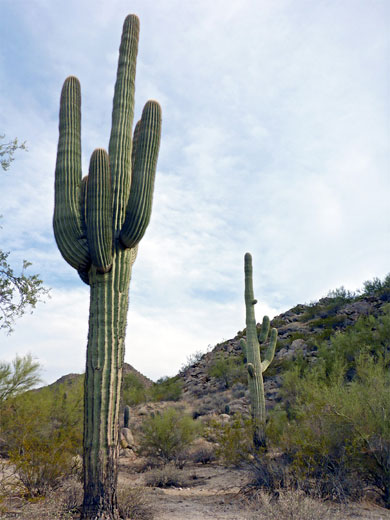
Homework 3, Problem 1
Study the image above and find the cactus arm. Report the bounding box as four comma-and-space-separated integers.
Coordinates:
131, 120, 141, 169
261, 327, 278, 373
240, 338, 247, 359
78, 269, 90, 285
120, 100, 162, 249
247, 363, 255, 378
109, 14, 140, 232
259, 315, 270, 343
54, 76, 90, 270
86, 149, 113, 273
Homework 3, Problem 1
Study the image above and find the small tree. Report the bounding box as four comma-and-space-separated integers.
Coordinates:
0, 136, 48, 333
0, 354, 41, 403
0, 135, 27, 171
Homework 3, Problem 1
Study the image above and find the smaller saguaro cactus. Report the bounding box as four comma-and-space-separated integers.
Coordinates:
240, 252, 278, 449
124, 405, 131, 429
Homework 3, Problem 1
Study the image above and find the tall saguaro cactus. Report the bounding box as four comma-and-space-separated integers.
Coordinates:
240, 253, 278, 449
53, 15, 161, 520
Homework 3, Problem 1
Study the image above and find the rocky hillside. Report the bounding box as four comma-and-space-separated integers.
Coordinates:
177, 290, 389, 418
46, 284, 390, 421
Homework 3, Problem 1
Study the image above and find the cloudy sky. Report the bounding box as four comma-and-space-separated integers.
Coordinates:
1, 0, 389, 385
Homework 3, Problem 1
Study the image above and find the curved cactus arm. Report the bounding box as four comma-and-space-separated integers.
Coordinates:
261, 327, 278, 373
247, 362, 255, 378
54, 76, 90, 270
109, 14, 140, 232
78, 269, 90, 285
120, 100, 162, 249
259, 315, 270, 343
86, 149, 113, 273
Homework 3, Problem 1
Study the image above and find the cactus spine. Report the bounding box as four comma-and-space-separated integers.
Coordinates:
240, 253, 277, 449
53, 15, 161, 520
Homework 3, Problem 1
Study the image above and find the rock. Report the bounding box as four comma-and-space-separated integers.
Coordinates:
120, 427, 135, 448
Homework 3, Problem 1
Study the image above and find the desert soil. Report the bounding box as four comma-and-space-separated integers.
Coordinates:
1, 456, 390, 519
118, 459, 390, 520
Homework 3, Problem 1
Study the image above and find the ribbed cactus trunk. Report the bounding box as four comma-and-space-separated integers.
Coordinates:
240, 253, 277, 450
53, 15, 161, 520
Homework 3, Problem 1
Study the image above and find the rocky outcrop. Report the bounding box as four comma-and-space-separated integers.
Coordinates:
177, 294, 387, 418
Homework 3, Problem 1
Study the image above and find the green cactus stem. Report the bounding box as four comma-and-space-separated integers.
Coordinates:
53, 14, 161, 520
240, 253, 277, 449
124, 405, 130, 429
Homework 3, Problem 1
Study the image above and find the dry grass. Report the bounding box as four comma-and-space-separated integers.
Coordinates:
117, 486, 154, 520
144, 464, 187, 488
247, 489, 341, 520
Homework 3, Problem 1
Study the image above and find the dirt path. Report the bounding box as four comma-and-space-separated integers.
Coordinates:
118, 459, 390, 520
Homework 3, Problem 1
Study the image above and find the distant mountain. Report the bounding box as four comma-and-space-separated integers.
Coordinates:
47, 362, 153, 390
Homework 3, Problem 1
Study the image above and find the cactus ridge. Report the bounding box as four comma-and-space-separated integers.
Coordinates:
243, 252, 278, 449
86, 149, 113, 273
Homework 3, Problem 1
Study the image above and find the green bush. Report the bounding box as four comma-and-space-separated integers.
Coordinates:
139, 407, 201, 463
208, 413, 252, 466
149, 376, 182, 402
208, 353, 245, 389
0, 379, 83, 497
273, 309, 390, 505
122, 373, 148, 406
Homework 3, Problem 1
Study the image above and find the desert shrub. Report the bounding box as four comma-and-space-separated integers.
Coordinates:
60, 479, 83, 514
144, 464, 186, 488
275, 310, 390, 505
362, 274, 390, 298
208, 413, 252, 466
148, 376, 182, 402
245, 453, 290, 493
0, 380, 83, 497
248, 489, 335, 520
117, 486, 154, 519
180, 350, 204, 372
192, 393, 231, 419
122, 373, 148, 406
231, 382, 247, 399
310, 314, 349, 331
139, 407, 201, 463
189, 440, 217, 464
208, 353, 245, 389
